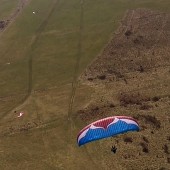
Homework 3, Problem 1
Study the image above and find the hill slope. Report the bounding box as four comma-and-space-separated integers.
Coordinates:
78, 8, 170, 170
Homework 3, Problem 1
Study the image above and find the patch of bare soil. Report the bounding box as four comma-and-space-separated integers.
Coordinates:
78, 8, 170, 170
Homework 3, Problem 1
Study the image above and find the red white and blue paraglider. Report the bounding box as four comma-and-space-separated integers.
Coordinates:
77, 116, 139, 146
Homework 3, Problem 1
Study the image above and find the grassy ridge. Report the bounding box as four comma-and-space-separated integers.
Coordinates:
0, 0, 170, 169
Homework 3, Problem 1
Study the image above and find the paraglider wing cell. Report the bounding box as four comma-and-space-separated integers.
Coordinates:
77, 116, 139, 146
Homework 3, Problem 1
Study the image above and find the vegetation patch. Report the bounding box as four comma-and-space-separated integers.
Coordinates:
163, 144, 169, 154
97, 75, 106, 80
167, 136, 170, 141
140, 142, 149, 153
152, 96, 160, 102
123, 137, 133, 143
80, 8, 170, 84
0, 20, 9, 30
159, 168, 168, 170
118, 93, 150, 107
134, 114, 161, 129
167, 158, 170, 164
77, 102, 115, 122
142, 136, 149, 143
139, 104, 153, 110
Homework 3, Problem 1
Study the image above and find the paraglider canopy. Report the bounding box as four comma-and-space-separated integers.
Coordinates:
17, 112, 24, 118
77, 116, 139, 146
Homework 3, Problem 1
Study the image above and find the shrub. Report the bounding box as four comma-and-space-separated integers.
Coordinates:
109, 103, 115, 108
138, 65, 144, 73
152, 96, 160, 102
133, 38, 140, 44
144, 115, 161, 129
123, 154, 131, 159
167, 157, 170, 163
119, 93, 150, 106
142, 136, 149, 143
163, 144, 169, 154
136, 114, 161, 129
140, 104, 152, 110
97, 75, 106, 80
87, 77, 93, 81
140, 142, 149, 153
125, 30, 132, 36
124, 137, 133, 143
159, 168, 167, 170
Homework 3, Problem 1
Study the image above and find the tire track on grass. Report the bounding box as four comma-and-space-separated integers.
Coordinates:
67, 0, 84, 130
27, 0, 59, 96
0, 0, 59, 121
67, 0, 84, 167
67, 1, 101, 169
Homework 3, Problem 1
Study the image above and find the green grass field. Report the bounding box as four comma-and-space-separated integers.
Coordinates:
0, 0, 18, 19
0, 0, 170, 169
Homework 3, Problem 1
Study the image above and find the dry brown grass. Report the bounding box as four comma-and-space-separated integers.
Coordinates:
135, 114, 161, 129
118, 92, 150, 106
163, 144, 169, 154
78, 8, 170, 170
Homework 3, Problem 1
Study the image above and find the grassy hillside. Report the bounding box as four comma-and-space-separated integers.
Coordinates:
0, 0, 19, 19
0, 0, 170, 169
